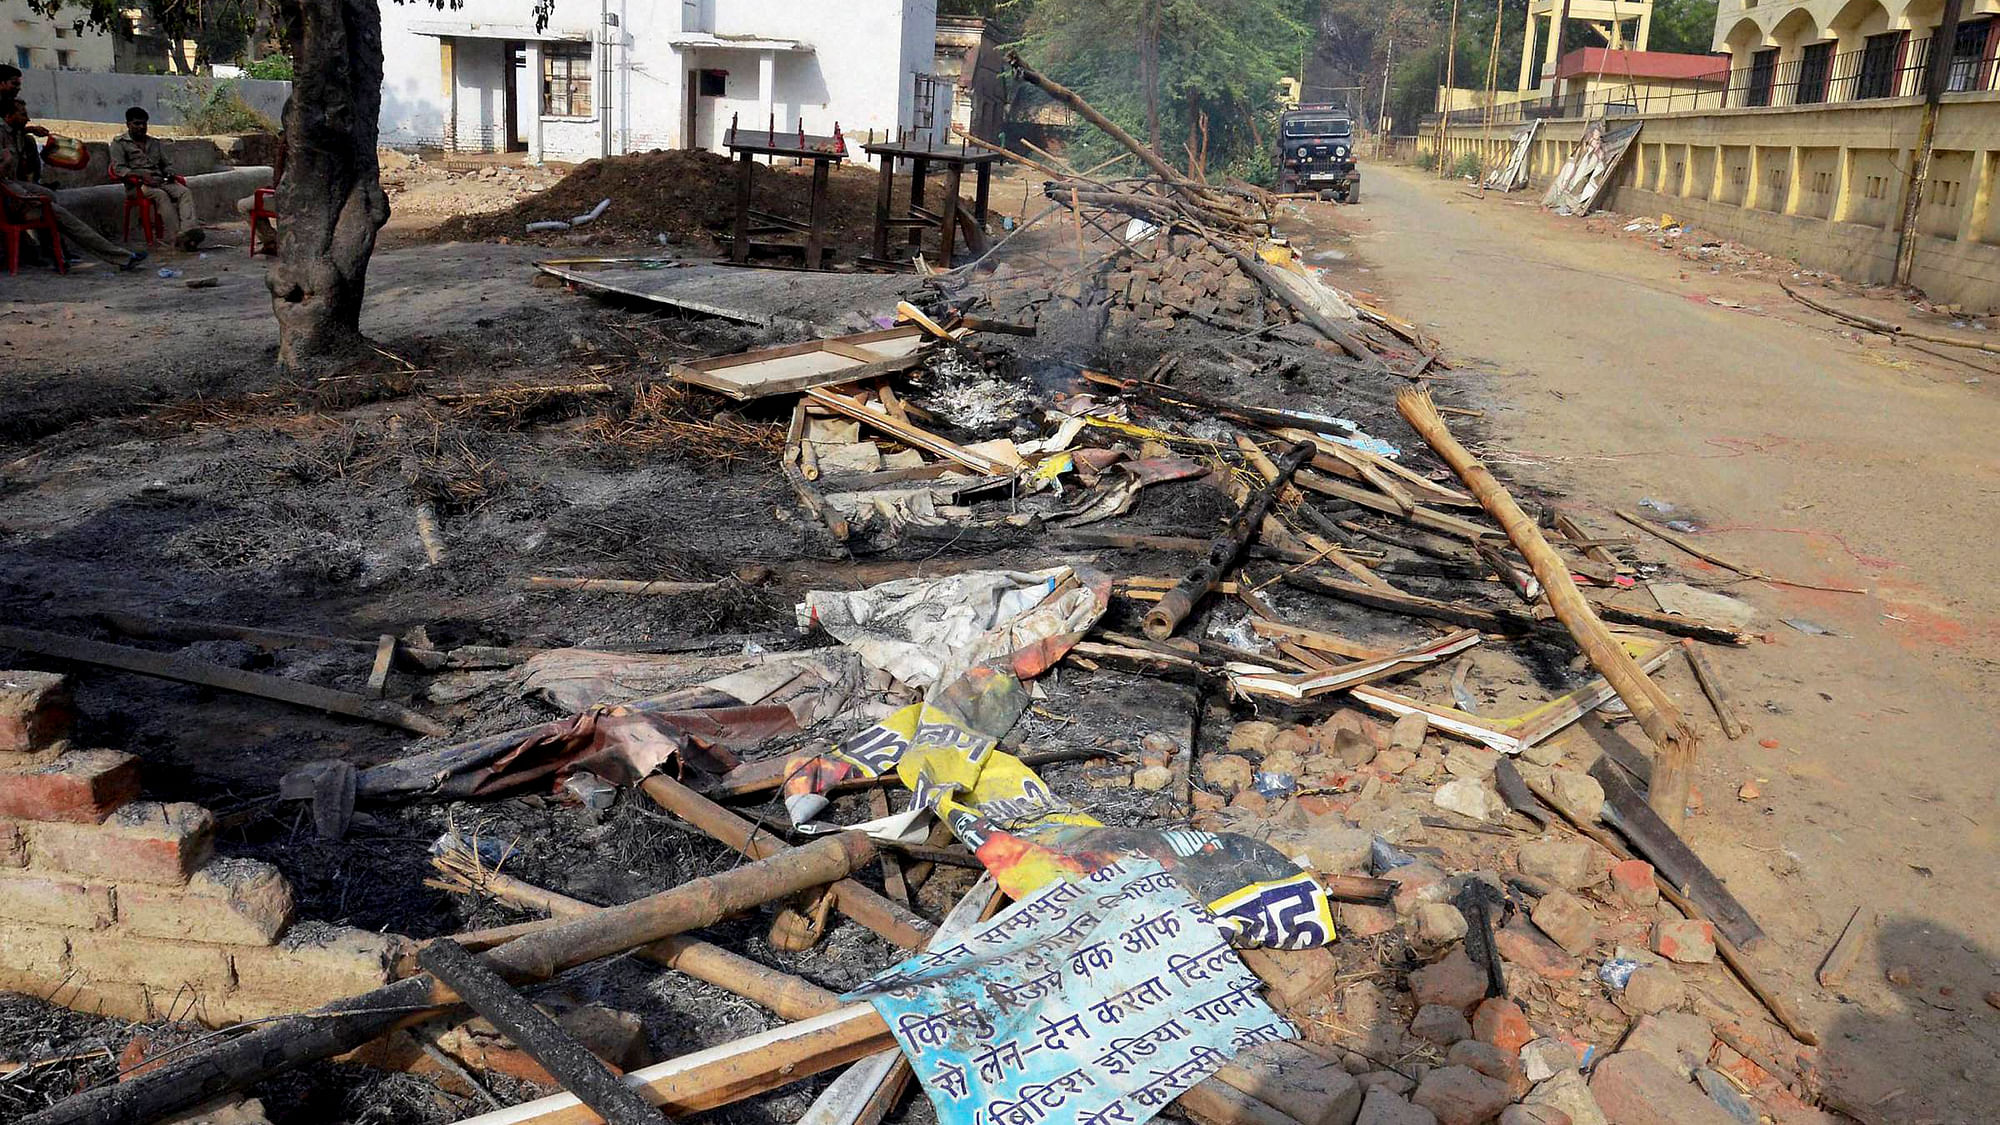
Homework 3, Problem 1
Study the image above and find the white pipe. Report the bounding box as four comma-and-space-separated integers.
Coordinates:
569, 197, 612, 225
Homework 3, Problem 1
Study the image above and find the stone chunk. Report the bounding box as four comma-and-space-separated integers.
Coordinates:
1471, 997, 1533, 1054
1228, 722, 1279, 753
119, 858, 293, 945
1411, 1003, 1473, 1046
1388, 863, 1451, 917
1519, 1038, 1579, 1082
1517, 840, 1602, 890
1620, 1013, 1714, 1079
1340, 902, 1399, 938
1530, 890, 1599, 956
1412, 1065, 1514, 1125
1500, 1108, 1572, 1125
1545, 772, 1605, 823
0, 672, 71, 755
1203, 754, 1256, 794
30, 801, 214, 885
1358, 1087, 1438, 1125
1410, 948, 1488, 1011
1415, 904, 1469, 949
1447, 1039, 1530, 1097
1525, 1069, 1608, 1125
1390, 712, 1429, 752
1213, 1040, 1364, 1125
1131, 764, 1173, 790
1617, 965, 1685, 1015
1651, 919, 1717, 963
1443, 746, 1499, 778
0, 750, 140, 824
1608, 859, 1659, 908
1434, 778, 1501, 822
1589, 1051, 1737, 1125
1302, 824, 1374, 875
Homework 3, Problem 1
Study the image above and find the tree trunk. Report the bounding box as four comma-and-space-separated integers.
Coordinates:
268, 0, 390, 372
1139, 2, 1161, 152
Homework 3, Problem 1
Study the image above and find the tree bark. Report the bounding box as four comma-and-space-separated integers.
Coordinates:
1140, 1, 1161, 152
268, 0, 390, 371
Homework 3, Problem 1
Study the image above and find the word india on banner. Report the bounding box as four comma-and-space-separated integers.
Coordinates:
846, 853, 1295, 1125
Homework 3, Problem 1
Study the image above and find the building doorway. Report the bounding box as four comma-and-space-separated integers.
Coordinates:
504, 41, 529, 152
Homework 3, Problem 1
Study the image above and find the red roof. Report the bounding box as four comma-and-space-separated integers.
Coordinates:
1555, 48, 1728, 83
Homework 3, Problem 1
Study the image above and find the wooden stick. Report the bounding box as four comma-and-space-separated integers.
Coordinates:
1005, 51, 1233, 212
419, 938, 666, 1125
22, 834, 880, 1125
1816, 906, 1869, 989
0, 625, 446, 737
640, 773, 935, 950
366, 634, 395, 699
1681, 639, 1747, 740
1399, 390, 1702, 831
525, 577, 721, 596
1781, 280, 2000, 356
1293, 469, 1494, 541
1245, 618, 1394, 662
1616, 510, 1867, 595
803, 387, 1003, 475
1238, 438, 1392, 592
434, 383, 615, 403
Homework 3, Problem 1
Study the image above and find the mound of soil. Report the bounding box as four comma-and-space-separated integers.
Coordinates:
428, 149, 892, 261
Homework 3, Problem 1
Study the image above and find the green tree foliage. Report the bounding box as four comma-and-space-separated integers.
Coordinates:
1019, 0, 1317, 179
30, 0, 265, 70
1647, 0, 1720, 55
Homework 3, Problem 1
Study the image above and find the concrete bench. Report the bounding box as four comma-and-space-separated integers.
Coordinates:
54, 166, 275, 241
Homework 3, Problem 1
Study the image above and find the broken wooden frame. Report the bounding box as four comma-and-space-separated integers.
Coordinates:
669, 327, 930, 401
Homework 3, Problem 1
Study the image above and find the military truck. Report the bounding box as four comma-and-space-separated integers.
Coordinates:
1275, 105, 1360, 203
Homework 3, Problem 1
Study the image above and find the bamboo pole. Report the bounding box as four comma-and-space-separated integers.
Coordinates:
22, 833, 880, 1125
1397, 389, 1701, 831
1681, 639, 1747, 740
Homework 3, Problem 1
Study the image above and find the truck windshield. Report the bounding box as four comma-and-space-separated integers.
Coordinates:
1284, 117, 1351, 138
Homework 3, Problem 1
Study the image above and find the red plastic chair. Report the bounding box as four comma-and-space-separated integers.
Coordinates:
0, 185, 66, 275
247, 186, 277, 256
113, 171, 187, 247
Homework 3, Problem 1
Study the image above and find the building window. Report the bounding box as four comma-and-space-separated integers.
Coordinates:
542, 43, 592, 117
15, 46, 30, 68
697, 68, 726, 97
1948, 18, 1994, 93
55, 49, 71, 68
1856, 31, 1905, 99
1795, 42, 1832, 104
1747, 48, 1777, 107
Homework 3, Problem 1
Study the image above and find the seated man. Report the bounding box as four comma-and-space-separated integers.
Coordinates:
109, 105, 202, 250
0, 98, 145, 271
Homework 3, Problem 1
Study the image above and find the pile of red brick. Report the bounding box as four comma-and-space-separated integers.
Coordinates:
0, 670, 407, 1027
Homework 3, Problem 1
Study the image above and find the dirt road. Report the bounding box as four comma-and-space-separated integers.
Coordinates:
1311, 162, 1999, 1121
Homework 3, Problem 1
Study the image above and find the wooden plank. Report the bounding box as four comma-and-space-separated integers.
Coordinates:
1293, 469, 1494, 541
1589, 756, 1766, 949
1682, 638, 1749, 738
1228, 630, 1481, 702
803, 388, 1004, 474
0, 625, 446, 736
1816, 906, 1869, 988
366, 634, 395, 699
1245, 618, 1395, 662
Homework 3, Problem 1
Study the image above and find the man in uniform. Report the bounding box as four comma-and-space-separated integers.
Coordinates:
109, 106, 202, 250
1, 98, 145, 271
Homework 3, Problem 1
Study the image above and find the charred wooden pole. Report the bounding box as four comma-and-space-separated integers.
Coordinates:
419, 938, 666, 1125
1397, 389, 1702, 831
21, 832, 879, 1125
1144, 441, 1315, 640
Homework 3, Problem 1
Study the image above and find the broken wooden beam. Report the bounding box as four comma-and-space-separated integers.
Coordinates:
1682, 639, 1748, 739
0, 625, 447, 737
1145, 441, 1315, 640
419, 937, 666, 1125
1616, 509, 1867, 595
640, 772, 935, 950
1400, 390, 1702, 831
21, 832, 880, 1125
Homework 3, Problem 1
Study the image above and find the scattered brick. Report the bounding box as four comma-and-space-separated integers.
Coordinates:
1530, 889, 1600, 956
1494, 921, 1581, 980
1410, 947, 1488, 1011
1238, 944, 1339, 1013
0, 872, 115, 929
1525, 1069, 1608, 1125
0, 749, 141, 824
1618, 965, 1686, 1015
1472, 997, 1534, 1054
0, 922, 70, 975
0, 820, 24, 868
30, 801, 215, 886
0, 671, 72, 754
1517, 839, 1603, 890
1339, 901, 1400, 938
1411, 1003, 1473, 1045
1590, 1051, 1738, 1125
1652, 918, 1718, 963
1447, 1039, 1532, 1097
70, 932, 234, 991
1609, 859, 1660, 908
119, 858, 293, 945
1357, 1086, 1438, 1125
1213, 1040, 1363, 1125
1412, 1064, 1514, 1125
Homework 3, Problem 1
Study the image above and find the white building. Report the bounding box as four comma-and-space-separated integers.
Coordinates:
5, 0, 114, 73
379, 0, 942, 164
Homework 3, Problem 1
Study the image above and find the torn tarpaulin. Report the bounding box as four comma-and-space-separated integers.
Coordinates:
847, 852, 1293, 1125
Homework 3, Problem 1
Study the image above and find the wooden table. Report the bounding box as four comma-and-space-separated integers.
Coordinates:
723, 125, 848, 268
859, 139, 1006, 270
